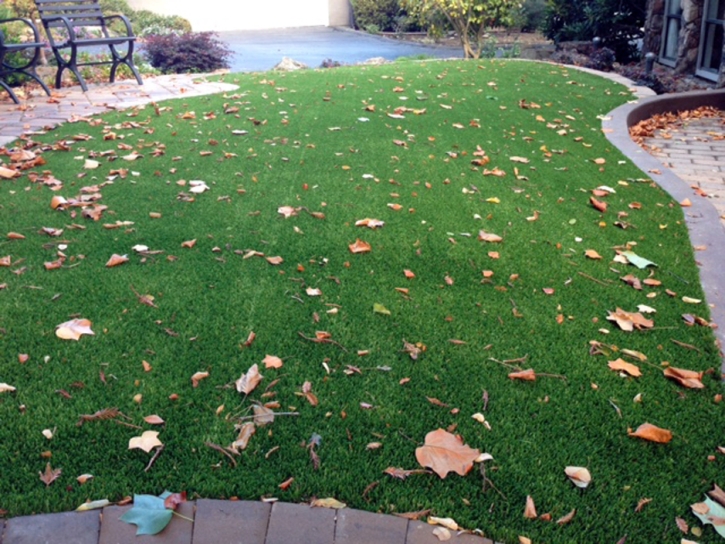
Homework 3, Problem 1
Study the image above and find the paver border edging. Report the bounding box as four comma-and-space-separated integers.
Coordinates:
602, 89, 725, 365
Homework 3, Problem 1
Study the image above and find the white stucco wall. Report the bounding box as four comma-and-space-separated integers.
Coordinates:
127, 0, 346, 31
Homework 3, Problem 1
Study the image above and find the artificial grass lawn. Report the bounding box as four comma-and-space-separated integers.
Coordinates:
0, 59, 723, 543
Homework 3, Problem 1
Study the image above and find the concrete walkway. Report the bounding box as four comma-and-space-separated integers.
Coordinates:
218, 27, 461, 73
0, 63, 724, 544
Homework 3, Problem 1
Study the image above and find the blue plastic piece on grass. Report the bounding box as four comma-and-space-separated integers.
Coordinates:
119, 491, 174, 535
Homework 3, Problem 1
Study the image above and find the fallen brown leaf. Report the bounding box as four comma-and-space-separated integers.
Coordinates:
628, 423, 672, 444
414, 428, 480, 478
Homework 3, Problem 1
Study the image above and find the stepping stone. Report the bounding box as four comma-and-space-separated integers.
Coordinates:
192, 500, 271, 544
3, 510, 100, 544
98, 502, 195, 544
335, 508, 407, 543
265, 501, 335, 544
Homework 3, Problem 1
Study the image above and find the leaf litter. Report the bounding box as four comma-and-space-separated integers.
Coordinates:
0, 60, 720, 543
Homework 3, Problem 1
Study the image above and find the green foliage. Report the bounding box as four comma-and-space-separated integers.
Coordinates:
403, 0, 522, 57
351, 0, 402, 32
2, 0, 37, 19
514, 0, 547, 32
141, 32, 231, 74
133, 10, 192, 36
543, 0, 647, 62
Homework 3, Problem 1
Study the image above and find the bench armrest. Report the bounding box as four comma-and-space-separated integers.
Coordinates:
100, 14, 135, 38
0, 17, 44, 45
41, 15, 79, 44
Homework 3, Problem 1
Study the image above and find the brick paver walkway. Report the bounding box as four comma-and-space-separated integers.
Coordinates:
0, 500, 496, 543
639, 115, 725, 228
0, 74, 238, 147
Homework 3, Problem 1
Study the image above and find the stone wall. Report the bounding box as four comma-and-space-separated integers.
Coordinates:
643, 0, 665, 55
675, 0, 703, 74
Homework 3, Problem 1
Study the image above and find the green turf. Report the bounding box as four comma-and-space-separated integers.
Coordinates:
0, 59, 723, 543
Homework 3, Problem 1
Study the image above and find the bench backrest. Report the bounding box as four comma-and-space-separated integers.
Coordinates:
34, 0, 105, 28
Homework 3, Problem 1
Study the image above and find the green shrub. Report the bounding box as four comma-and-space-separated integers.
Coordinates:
141, 31, 231, 74
543, 0, 646, 63
133, 10, 192, 35
351, 0, 401, 32
516, 0, 547, 32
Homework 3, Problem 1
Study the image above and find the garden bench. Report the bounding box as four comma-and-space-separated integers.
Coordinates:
34, 0, 143, 92
0, 17, 52, 103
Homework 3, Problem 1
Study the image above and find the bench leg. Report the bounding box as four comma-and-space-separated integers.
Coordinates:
108, 42, 142, 86
52, 45, 89, 92
0, 78, 21, 104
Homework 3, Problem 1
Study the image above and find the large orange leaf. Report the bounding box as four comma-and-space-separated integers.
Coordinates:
628, 423, 672, 444
415, 429, 480, 479
606, 308, 653, 331
608, 358, 642, 377
509, 369, 536, 381
663, 367, 704, 389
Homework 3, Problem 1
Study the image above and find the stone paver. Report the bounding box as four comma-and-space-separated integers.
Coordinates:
98, 502, 195, 544
2, 511, 100, 544
642, 116, 725, 227
334, 508, 408, 544
265, 502, 336, 544
192, 500, 270, 544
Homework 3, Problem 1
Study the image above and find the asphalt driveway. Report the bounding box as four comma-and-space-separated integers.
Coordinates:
217, 26, 462, 72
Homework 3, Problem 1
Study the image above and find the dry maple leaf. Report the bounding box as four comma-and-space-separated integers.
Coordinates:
236, 364, 263, 395
383, 467, 429, 480
105, 254, 129, 268
253, 404, 275, 426
349, 239, 372, 254
128, 430, 163, 453
355, 218, 385, 229
231, 422, 255, 451
585, 249, 603, 260
708, 484, 725, 508
478, 230, 503, 243
590, 197, 607, 213
191, 371, 209, 387
606, 308, 653, 332
55, 318, 94, 341
77, 407, 120, 426
427, 516, 459, 531
311, 498, 346, 509
262, 355, 283, 369
663, 367, 704, 389
565, 466, 591, 489
39, 462, 61, 487
524, 495, 538, 519
415, 428, 480, 478
608, 358, 642, 377
265, 256, 284, 265
394, 509, 431, 520
557, 509, 576, 525
509, 369, 537, 381
628, 423, 672, 444
277, 205, 298, 218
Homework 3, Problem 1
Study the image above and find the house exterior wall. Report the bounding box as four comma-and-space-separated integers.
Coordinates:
127, 0, 352, 31
645, 0, 725, 86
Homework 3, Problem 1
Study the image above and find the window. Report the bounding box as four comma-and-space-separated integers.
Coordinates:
697, 0, 725, 79
661, 0, 683, 66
